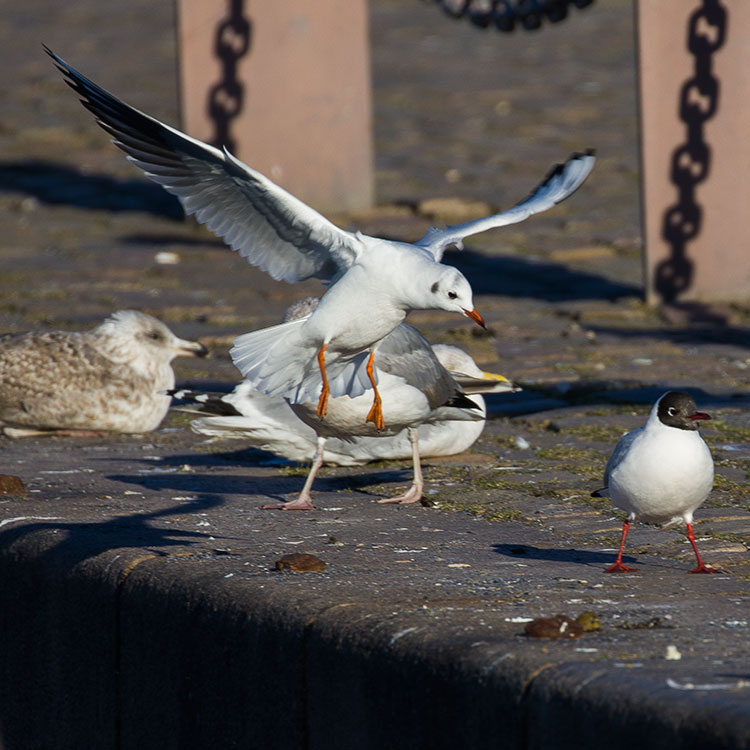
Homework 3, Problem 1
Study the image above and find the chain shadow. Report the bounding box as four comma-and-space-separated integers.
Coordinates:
654, 0, 728, 303
207, 0, 252, 153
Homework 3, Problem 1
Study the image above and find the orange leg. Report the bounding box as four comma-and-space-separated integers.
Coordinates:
605, 520, 640, 573
316, 344, 329, 419
364, 350, 385, 431
686, 523, 720, 574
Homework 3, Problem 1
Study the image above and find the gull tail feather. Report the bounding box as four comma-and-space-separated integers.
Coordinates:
231, 319, 316, 399
231, 320, 373, 404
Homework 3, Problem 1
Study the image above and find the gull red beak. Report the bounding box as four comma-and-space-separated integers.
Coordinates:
689, 411, 711, 421
462, 308, 486, 329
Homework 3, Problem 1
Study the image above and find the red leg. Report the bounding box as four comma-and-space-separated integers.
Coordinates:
364, 350, 385, 431
605, 520, 640, 573
686, 523, 720, 574
316, 344, 329, 419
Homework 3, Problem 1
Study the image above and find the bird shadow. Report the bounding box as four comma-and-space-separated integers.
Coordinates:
443, 246, 641, 301
586, 319, 750, 351
107, 448, 414, 500
0, 160, 183, 219
0, 494, 224, 573
493, 543, 637, 566
4, 160, 643, 303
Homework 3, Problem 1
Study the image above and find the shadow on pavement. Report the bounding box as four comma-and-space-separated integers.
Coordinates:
446, 247, 642, 301
493, 542, 635, 566
0, 160, 183, 218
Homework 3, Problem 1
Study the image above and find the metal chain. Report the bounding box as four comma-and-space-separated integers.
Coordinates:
207, 0, 252, 153
430, 0, 594, 32
654, 0, 727, 303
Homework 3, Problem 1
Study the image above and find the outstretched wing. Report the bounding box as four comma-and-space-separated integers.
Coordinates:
416, 151, 595, 261
45, 46, 362, 283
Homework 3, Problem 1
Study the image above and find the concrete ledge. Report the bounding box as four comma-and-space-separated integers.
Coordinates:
1, 524, 748, 750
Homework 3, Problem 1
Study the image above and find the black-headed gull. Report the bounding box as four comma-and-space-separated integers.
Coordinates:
0, 311, 207, 437
45, 47, 592, 430
592, 391, 718, 574
174, 300, 516, 509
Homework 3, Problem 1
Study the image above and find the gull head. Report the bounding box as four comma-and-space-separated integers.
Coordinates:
429, 268, 485, 329
94, 310, 208, 366
655, 391, 711, 432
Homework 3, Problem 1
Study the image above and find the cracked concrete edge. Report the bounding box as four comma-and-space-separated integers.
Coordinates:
2, 527, 749, 749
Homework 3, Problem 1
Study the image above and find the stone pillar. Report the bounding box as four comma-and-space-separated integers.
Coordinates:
637, 0, 750, 304
176, 0, 374, 212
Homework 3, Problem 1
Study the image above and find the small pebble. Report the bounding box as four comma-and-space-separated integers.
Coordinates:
0, 475, 25, 495
275, 553, 326, 572
514, 436, 530, 450
665, 645, 682, 661
524, 615, 584, 639
154, 251, 180, 265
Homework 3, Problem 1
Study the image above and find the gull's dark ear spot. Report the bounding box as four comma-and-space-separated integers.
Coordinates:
431, 281, 439, 294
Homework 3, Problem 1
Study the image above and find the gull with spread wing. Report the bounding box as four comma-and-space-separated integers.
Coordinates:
46, 47, 594, 430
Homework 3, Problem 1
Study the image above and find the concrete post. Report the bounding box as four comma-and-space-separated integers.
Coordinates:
637, 0, 750, 304
176, 0, 374, 213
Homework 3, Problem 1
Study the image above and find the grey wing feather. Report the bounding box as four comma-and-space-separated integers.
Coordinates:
45, 46, 361, 283
416, 151, 596, 261
602, 427, 641, 487
374, 324, 460, 409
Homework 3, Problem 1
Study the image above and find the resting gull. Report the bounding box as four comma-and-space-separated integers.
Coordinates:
46, 47, 592, 430
0, 310, 207, 437
173, 299, 517, 509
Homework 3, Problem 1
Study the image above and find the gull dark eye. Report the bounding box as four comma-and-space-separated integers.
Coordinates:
667, 407, 676, 416
147, 330, 164, 341
447, 291, 458, 300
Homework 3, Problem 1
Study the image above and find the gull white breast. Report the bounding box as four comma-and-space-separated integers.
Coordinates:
593, 391, 718, 574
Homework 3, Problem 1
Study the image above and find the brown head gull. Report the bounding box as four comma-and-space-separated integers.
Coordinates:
46, 47, 593, 431
173, 299, 516, 510
592, 391, 718, 574
0, 310, 207, 437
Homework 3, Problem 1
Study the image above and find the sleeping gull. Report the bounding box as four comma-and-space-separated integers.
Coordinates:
174, 299, 516, 509
46, 47, 593, 429
592, 391, 718, 574
0, 310, 207, 437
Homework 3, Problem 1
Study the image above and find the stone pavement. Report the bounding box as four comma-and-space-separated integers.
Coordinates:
1, 0, 749, 747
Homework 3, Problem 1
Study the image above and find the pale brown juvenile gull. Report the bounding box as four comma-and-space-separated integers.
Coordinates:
0, 310, 207, 437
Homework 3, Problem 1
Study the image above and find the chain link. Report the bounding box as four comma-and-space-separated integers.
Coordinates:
655, 0, 727, 303
430, 0, 594, 32
207, 0, 252, 153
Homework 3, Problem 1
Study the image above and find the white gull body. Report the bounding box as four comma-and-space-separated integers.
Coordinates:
47, 46, 593, 427
594, 391, 717, 573
179, 300, 515, 507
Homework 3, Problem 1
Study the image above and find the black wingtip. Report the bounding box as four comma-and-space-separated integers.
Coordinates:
445, 392, 482, 411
